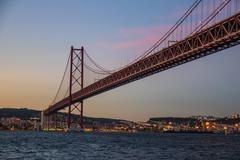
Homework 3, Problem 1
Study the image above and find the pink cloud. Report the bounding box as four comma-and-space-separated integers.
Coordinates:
105, 24, 172, 52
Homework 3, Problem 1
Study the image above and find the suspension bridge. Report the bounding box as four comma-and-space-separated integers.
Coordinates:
43, 0, 240, 129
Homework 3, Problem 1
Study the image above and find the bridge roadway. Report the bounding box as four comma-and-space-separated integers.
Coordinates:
44, 12, 240, 115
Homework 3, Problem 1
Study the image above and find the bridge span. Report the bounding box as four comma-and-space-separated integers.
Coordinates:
43, 0, 240, 129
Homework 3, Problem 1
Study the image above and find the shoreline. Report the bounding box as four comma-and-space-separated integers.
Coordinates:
1, 129, 239, 135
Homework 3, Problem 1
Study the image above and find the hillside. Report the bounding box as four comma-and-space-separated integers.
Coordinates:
0, 108, 132, 125
0, 108, 41, 120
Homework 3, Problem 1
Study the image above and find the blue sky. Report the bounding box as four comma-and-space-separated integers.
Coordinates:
0, 0, 239, 121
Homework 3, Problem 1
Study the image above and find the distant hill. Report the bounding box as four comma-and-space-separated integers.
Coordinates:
0, 108, 133, 125
149, 117, 240, 125
0, 108, 41, 120
149, 117, 197, 126
215, 117, 240, 124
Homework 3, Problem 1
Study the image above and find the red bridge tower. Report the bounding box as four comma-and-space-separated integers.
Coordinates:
67, 46, 84, 129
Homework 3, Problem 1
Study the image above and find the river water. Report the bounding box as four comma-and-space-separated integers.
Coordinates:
0, 131, 240, 160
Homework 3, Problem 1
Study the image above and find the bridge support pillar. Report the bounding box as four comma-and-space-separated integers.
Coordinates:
47, 115, 49, 131
80, 101, 83, 129
67, 101, 84, 129
67, 46, 84, 130
67, 106, 71, 129
54, 113, 57, 131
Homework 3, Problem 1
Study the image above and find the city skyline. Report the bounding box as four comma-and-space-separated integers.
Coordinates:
0, 0, 240, 121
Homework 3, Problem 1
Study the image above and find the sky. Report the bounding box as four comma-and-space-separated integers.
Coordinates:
0, 0, 240, 121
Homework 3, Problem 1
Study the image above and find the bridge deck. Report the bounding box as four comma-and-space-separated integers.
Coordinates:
44, 12, 240, 115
